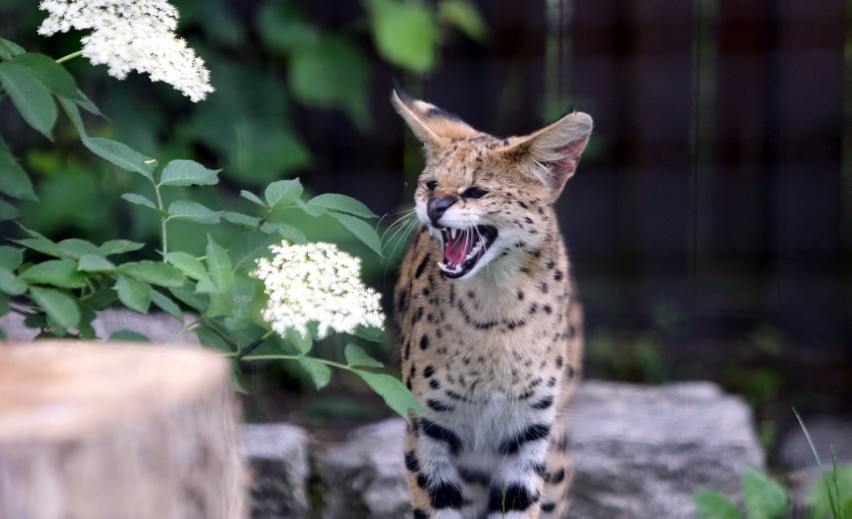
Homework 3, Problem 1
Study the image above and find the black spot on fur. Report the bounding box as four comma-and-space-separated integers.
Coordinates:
420, 334, 430, 350
412, 508, 429, 519
524, 216, 534, 224
430, 481, 464, 509
543, 304, 552, 314
420, 418, 462, 455
532, 462, 547, 478
424, 364, 435, 378
429, 379, 440, 390
499, 423, 551, 455
546, 259, 555, 269
445, 389, 470, 402
554, 270, 564, 281
541, 501, 556, 513
551, 468, 566, 484
532, 395, 554, 410
459, 467, 490, 486
488, 483, 539, 512
412, 306, 424, 324
415, 253, 430, 279
547, 376, 557, 387
417, 472, 429, 488
397, 288, 408, 312
404, 451, 420, 473
427, 399, 455, 412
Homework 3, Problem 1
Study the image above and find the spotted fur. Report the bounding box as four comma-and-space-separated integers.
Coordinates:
392, 90, 591, 519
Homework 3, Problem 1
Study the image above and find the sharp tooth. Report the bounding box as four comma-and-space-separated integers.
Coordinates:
437, 261, 451, 273
450, 228, 458, 240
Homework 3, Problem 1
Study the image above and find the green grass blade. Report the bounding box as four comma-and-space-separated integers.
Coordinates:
793, 408, 841, 519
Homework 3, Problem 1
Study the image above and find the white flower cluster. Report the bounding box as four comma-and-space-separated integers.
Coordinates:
252, 241, 385, 340
38, 0, 214, 102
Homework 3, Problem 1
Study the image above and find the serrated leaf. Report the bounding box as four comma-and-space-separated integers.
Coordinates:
229, 231, 278, 271
353, 370, 424, 418
264, 178, 303, 207
72, 89, 102, 117
115, 274, 151, 313
99, 239, 145, 256
194, 325, 231, 352
0, 136, 37, 201
57, 95, 87, 136
0, 246, 23, 270
29, 286, 80, 330
344, 343, 384, 368
109, 330, 150, 342
0, 38, 25, 60
741, 467, 788, 519
259, 221, 308, 243
227, 274, 257, 320
158, 159, 220, 187
205, 235, 234, 293
354, 324, 384, 343
693, 490, 743, 519
150, 289, 184, 322
10, 53, 80, 99
57, 238, 100, 259
295, 197, 326, 217
367, 0, 439, 73
286, 327, 313, 354
0, 62, 57, 140
166, 200, 222, 224
329, 212, 382, 256
82, 136, 155, 180
0, 267, 27, 296
10, 226, 63, 258
169, 286, 209, 313
165, 251, 212, 283
307, 193, 377, 218
77, 254, 116, 272
121, 192, 158, 211
239, 190, 268, 207
119, 260, 186, 287
20, 259, 87, 288
223, 211, 260, 228
298, 356, 331, 389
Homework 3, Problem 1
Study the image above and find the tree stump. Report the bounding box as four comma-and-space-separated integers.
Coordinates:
0, 341, 245, 519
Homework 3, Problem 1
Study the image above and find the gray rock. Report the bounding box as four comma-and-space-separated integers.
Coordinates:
243, 424, 311, 519
308, 380, 763, 519
314, 419, 411, 519
567, 381, 764, 519
1, 307, 199, 344
779, 415, 852, 470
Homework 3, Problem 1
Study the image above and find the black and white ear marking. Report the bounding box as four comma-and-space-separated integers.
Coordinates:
391, 88, 481, 145
498, 112, 593, 193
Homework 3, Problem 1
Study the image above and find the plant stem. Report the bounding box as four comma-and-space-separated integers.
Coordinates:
154, 183, 168, 260
239, 353, 351, 372
55, 50, 83, 64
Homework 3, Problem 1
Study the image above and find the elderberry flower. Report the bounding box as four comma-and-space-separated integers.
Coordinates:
252, 241, 385, 340
38, 0, 214, 102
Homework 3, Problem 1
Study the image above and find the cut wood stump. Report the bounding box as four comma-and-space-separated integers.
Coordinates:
0, 341, 245, 519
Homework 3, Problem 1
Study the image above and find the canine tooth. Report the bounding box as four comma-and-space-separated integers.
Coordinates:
450, 228, 458, 240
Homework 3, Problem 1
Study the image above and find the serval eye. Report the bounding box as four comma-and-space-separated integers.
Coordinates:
425, 180, 438, 192
461, 187, 488, 199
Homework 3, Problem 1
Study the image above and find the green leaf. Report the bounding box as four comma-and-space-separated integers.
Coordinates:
57, 238, 101, 259
109, 330, 150, 342
0, 38, 25, 60
353, 370, 424, 418
741, 467, 788, 519
0, 246, 23, 270
57, 95, 87, 136
121, 192, 159, 211
165, 252, 212, 283
0, 136, 37, 201
194, 325, 232, 352
259, 221, 308, 243
295, 197, 326, 217
438, 0, 489, 42
367, 0, 440, 73
115, 274, 151, 314
77, 254, 116, 273
20, 259, 87, 288
329, 212, 382, 256
806, 467, 852, 519
82, 136, 155, 180
71, 89, 103, 117
169, 286, 209, 313
355, 324, 384, 343
10, 226, 63, 258
0, 199, 17, 222
99, 239, 145, 256
0, 267, 27, 296
166, 200, 222, 224
119, 260, 186, 287
229, 231, 278, 271
287, 327, 313, 354
264, 179, 303, 208
223, 211, 260, 228
158, 159, 220, 187
205, 235, 234, 293
10, 53, 80, 99
227, 274, 257, 320
307, 193, 377, 218
344, 343, 384, 368
298, 356, 332, 389
694, 490, 743, 519
0, 62, 57, 140
257, 2, 320, 53
29, 286, 80, 330
288, 35, 370, 128
239, 190, 268, 207
150, 289, 184, 322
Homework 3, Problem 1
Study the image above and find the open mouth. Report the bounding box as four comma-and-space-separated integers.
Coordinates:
436, 225, 498, 278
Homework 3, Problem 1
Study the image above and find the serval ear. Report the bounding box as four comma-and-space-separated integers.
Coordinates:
391, 89, 480, 145
498, 111, 593, 195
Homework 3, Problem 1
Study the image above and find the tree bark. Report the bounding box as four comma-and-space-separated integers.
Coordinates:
0, 341, 245, 519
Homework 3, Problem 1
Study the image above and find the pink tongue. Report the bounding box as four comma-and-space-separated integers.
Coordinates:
446, 230, 473, 264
